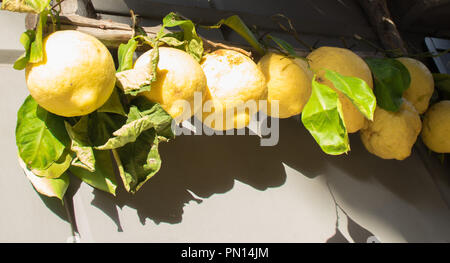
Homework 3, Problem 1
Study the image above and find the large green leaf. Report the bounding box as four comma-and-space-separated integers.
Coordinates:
160, 12, 203, 61
1, 0, 50, 13
97, 88, 127, 116
302, 76, 350, 155
19, 156, 69, 200
69, 150, 117, 196
65, 116, 96, 172
325, 70, 376, 121
129, 97, 175, 140
31, 149, 72, 179
96, 98, 174, 150
365, 58, 411, 112
88, 112, 127, 147
114, 129, 162, 194
16, 96, 70, 170
203, 15, 265, 56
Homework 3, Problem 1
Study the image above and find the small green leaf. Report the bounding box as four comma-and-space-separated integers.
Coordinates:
114, 129, 162, 194
69, 150, 117, 196
31, 149, 72, 179
16, 96, 70, 170
365, 58, 411, 112
266, 34, 302, 59
158, 32, 186, 47
325, 69, 376, 120
302, 76, 350, 155
160, 12, 203, 61
117, 38, 138, 72
97, 87, 127, 116
19, 156, 69, 200
65, 116, 96, 172
13, 30, 36, 70
202, 15, 265, 56
29, 8, 48, 64
1, 0, 50, 13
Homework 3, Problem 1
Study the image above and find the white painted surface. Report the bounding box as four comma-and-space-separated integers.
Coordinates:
0, 11, 72, 243
72, 118, 450, 243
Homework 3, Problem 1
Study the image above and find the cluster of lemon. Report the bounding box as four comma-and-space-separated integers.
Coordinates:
25, 30, 450, 160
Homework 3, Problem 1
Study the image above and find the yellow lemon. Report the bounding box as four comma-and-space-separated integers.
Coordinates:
396, 57, 434, 114
360, 100, 421, 160
199, 49, 267, 130
134, 47, 206, 122
26, 30, 116, 117
421, 100, 450, 153
257, 52, 313, 118
307, 47, 373, 133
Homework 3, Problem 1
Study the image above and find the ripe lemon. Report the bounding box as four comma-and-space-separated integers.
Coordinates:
26, 30, 116, 117
307, 47, 373, 133
396, 57, 434, 114
421, 100, 450, 153
257, 52, 313, 118
199, 49, 267, 130
134, 47, 206, 122
360, 100, 421, 160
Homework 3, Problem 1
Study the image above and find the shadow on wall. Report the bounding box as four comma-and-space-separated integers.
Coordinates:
89, 118, 328, 229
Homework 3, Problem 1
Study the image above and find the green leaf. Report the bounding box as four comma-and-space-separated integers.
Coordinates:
266, 34, 302, 59
131, 96, 175, 140
19, 156, 69, 200
433, 73, 450, 100
65, 116, 96, 172
116, 46, 159, 96
114, 129, 162, 194
158, 32, 186, 47
325, 69, 376, 120
13, 30, 36, 70
16, 96, 70, 170
302, 76, 350, 155
97, 87, 127, 116
87, 112, 127, 147
202, 15, 265, 56
69, 150, 117, 196
365, 58, 411, 112
117, 38, 138, 72
160, 12, 203, 61
96, 98, 174, 150
31, 149, 73, 179
1, 0, 50, 13
29, 8, 48, 64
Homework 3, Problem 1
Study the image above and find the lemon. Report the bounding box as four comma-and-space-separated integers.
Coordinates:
26, 30, 116, 117
360, 100, 421, 160
421, 100, 450, 153
199, 49, 267, 130
396, 57, 434, 114
134, 47, 207, 122
257, 52, 313, 118
307, 47, 373, 133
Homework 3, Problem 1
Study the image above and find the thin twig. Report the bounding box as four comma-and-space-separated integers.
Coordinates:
271, 13, 313, 51
51, 0, 67, 11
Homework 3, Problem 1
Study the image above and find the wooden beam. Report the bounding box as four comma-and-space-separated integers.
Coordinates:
358, 0, 408, 56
